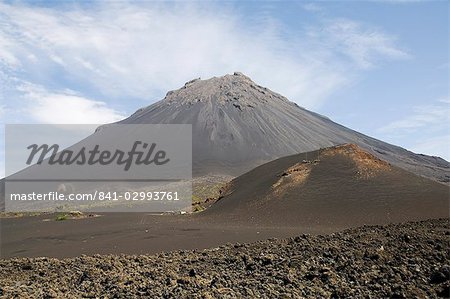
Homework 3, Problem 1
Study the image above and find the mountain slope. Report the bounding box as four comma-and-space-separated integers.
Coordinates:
119, 72, 449, 182
198, 144, 449, 227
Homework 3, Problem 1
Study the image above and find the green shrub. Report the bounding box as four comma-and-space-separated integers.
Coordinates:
55, 214, 68, 221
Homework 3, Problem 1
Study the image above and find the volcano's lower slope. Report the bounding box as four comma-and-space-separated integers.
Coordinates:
200, 144, 449, 227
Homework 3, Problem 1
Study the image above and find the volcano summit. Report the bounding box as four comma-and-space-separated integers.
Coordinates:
119, 72, 449, 182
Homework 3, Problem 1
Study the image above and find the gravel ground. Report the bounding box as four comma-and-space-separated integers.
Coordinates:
0, 218, 448, 298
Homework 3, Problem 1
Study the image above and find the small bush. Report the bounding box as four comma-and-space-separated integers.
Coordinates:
55, 214, 68, 221
193, 204, 205, 213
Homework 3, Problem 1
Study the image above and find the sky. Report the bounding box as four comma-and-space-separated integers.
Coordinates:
0, 0, 448, 177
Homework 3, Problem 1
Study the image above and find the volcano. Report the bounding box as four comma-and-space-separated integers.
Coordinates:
119, 72, 449, 182
1, 73, 448, 211
198, 144, 449, 227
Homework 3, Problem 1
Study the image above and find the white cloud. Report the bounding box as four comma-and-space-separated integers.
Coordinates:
0, 104, 5, 117
376, 98, 450, 160
302, 3, 324, 12
308, 19, 410, 69
378, 98, 450, 133
0, 2, 409, 110
18, 82, 125, 124
410, 135, 450, 161
0, 32, 20, 67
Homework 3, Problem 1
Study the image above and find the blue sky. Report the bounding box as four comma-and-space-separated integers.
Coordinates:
0, 0, 448, 177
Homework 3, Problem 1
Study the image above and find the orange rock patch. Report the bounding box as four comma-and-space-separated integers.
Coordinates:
272, 162, 313, 194
321, 144, 391, 179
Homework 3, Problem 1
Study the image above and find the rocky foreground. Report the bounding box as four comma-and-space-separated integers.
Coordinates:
1, 219, 449, 298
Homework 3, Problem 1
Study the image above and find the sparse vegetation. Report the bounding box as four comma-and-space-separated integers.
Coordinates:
191, 175, 232, 211
0, 212, 43, 218
55, 214, 68, 221
192, 203, 205, 213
